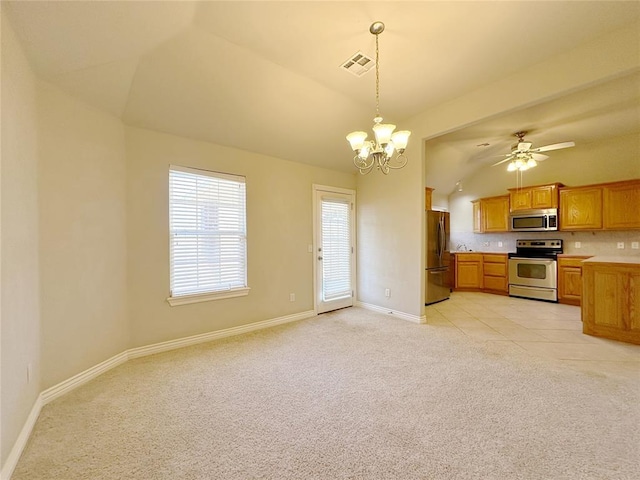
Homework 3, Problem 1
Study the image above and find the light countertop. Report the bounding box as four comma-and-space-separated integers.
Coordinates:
582, 256, 640, 265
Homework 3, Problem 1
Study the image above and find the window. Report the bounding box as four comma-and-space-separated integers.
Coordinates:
168, 165, 248, 306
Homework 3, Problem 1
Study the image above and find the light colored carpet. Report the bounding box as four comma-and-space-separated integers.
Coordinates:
12, 306, 640, 479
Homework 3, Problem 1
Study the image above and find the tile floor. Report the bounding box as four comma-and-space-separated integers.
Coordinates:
425, 292, 639, 374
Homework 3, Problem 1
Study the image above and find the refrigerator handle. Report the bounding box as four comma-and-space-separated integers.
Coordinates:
436, 218, 441, 259
438, 215, 445, 265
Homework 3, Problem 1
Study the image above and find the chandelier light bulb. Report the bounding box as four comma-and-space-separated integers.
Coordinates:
346, 131, 368, 152
391, 131, 411, 151
373, 123, 396, 145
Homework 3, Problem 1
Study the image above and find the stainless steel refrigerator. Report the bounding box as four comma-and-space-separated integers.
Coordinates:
425, 210, 451, 305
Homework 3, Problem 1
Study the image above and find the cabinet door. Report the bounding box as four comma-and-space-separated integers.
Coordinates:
456, 261, 482, 289
509, 190, 531, 211
558, 266, 583, 303
603, 181, 640, 229
472, 200, 482, 233
482, 196, 510, 232
531, 185, 558, 209
560, 187, 603, 230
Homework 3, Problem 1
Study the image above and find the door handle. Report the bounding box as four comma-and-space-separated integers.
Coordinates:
318, 256, 323, 261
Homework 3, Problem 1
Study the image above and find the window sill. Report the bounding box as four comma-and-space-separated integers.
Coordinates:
167, 287, 250, 306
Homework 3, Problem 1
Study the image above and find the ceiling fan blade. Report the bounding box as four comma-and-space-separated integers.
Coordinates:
532, 153, 549, 161
534, 141, 575, 153
492, 157, 513, 166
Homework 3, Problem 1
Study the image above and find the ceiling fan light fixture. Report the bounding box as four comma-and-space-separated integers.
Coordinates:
346, 22, 410, 175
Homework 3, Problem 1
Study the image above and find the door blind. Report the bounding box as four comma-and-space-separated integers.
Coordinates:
321, 198, 352, 301
169, 166, 247, 297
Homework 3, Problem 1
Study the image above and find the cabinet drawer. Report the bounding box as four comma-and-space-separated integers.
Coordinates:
483, 254, 507, 264
484, 262, 506, 277
483, 276, 507, 291
456, 253, 483, 263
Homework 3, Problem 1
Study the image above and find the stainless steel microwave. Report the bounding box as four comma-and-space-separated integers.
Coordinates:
509, 208, 558, 232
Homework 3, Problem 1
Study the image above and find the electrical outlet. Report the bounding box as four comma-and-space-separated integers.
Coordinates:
498, 241, 503, 248
308, 244, 313, 253
575, 241, 581, 249
289, 293, 295, 302
632, 242, 639, 250
617, 242, 625, 249
385, 288, 390, 298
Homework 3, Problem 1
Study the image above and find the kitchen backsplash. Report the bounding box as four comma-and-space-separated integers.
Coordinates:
451, 230, 640, 256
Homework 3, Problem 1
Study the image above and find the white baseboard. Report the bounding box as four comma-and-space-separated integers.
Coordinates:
41, 351, 130, 405
355, 301, 426, 324
1, 309, 316, 480
128, 310, 316, 359
1, 396, 42, 480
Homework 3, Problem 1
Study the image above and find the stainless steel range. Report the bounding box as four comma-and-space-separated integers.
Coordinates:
508, 239, 563, 302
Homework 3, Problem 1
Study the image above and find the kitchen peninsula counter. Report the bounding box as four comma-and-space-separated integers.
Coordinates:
582, 256, 640, 344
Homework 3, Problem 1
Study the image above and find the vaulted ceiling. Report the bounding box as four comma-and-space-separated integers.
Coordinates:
4, 1, 640, 192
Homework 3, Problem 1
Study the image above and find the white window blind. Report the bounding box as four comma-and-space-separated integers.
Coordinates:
169, 166, 247, 300
321, 198, 352, 301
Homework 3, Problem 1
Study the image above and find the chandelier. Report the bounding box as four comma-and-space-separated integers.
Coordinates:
346, 22, 411, 175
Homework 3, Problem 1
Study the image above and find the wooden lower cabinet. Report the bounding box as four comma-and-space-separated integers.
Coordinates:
557, 256, 591, 306
454, 253, 483, 289
482, 254, 508, 294
454, 253, 508, 293
582, 259, 640, 345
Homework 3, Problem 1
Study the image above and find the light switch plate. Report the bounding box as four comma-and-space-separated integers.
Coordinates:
498, 241, 503, 247
617, 242, 625, 249
574, 241, 581, 249
632, 242, 639, 250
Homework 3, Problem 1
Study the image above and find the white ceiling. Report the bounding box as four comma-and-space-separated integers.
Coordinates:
4, 1, 640, 191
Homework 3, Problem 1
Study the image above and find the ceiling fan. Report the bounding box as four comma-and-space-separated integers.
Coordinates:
492, 131, 575, 171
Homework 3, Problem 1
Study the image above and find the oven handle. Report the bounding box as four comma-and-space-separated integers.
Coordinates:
509, 257, 556, 263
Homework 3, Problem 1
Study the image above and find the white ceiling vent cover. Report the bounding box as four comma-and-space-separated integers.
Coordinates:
341, 51, 375, 77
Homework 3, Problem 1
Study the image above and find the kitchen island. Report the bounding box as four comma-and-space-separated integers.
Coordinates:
582, 256, 640, 344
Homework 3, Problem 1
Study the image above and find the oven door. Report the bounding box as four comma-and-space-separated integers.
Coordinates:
508, 257, 557, 289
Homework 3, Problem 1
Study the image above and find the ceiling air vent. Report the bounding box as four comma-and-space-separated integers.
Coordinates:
341, 51, 375, 77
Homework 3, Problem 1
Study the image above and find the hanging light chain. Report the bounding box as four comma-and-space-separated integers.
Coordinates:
375, 31, 380, 119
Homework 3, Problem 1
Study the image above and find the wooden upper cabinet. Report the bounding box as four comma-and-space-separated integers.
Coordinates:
603, 180, 640, 229
471, 196, 509, 233
425, 187, 434, 211
472, 200, 481, 233
559, 179, 640, 231
509, 189, 531, 211
482, 195, 510, 232
559, 186, 603, 230
508, 183, 561, 212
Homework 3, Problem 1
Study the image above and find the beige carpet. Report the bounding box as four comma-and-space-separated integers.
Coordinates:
12, 306, 640, 479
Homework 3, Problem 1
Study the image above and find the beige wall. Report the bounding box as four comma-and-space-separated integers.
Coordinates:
126, 127, 355, 347
37, 82, 129, 389
0, 13, 41, 466
356, 145, 426, 317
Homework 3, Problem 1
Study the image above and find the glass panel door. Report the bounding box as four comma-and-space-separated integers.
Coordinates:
314, 187, 355, 314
